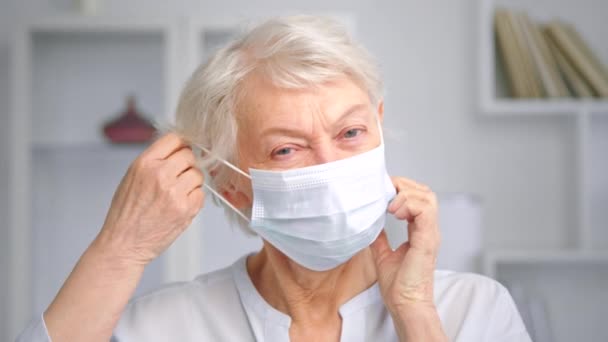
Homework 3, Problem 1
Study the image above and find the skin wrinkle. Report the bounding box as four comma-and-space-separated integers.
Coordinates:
249, 242, 377, 324
235, 74, 379, 170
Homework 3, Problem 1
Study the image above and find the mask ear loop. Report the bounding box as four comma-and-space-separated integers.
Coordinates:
196, 145, 251, 180
375, 113, 385, 146
191, 143, 252, 223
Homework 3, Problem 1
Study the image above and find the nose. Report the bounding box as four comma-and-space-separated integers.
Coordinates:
312, 140, 341, 165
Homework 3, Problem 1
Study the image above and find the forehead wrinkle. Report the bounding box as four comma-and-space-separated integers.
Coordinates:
304, 92, 328, 137
238, 78, 317, 137
235, 74, 373, 147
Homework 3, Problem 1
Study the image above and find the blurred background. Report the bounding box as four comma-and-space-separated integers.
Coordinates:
0, 0, 607, 341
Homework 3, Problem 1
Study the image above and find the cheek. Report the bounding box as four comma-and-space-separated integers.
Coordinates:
370, 127, 383, 147
348, 130, 382, 155
374, 132, 383, 146
235, 175, 253, 204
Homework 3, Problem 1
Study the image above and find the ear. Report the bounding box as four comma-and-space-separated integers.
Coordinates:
377, 100, 384, 124
221, 185, 252, 210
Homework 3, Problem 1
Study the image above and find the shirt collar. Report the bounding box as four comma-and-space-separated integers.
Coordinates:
231, 253, 384, 326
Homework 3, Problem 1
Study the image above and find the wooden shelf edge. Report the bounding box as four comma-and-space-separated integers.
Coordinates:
482, 249, 608, 277
483, 249, 608, 263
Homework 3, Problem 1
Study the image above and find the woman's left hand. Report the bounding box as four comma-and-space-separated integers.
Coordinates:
370, 176, 446, 341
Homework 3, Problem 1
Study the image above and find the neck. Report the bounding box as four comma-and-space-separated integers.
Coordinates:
247, 242, 377, 324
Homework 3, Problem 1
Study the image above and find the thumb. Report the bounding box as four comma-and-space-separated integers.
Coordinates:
370, 229, 392, 266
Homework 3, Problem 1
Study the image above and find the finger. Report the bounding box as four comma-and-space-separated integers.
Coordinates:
177, 168, 204, 194
396, 198, 439, 242
389, 187, 430, 216
393, 195, 428, 222
392, 176, 430, 192
166, 147, 197, 177
388, 191, 407, 213
145, 133, 189, 160
187, 187, 205, 212
389, 178, 430, 212
393, 204, 413, 222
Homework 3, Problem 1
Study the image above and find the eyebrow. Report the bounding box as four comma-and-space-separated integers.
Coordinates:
259, 103, 371, 139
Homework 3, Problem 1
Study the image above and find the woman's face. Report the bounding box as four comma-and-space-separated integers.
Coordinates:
228, 73, 384, 207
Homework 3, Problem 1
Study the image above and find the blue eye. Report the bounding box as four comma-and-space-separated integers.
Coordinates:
344, 129, 361, 138
274, 147, 293, 156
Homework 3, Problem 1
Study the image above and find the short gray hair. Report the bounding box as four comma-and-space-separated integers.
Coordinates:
174, 15, 383, 234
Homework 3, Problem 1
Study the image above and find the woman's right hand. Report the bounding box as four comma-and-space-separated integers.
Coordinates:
41, 133, 204, 342
97, 132, 205, 266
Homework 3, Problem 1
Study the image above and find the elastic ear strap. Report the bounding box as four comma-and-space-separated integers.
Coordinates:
194, 144, 251, 180
191, 143, 251, 222
203, 183, 251, 223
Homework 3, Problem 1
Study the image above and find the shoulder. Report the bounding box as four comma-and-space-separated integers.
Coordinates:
114, 265, 249, 340
433, 269, 513, 315
434, 270, 508, 300
433, 270, 531, 341
127, 266, 235, 316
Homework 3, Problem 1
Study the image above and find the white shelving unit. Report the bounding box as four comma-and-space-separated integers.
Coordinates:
483, 250, 608, 341
7, 16, 183, 340
478, 0, 608, 341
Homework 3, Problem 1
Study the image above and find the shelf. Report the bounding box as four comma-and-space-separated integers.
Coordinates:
484, 250, 608, 267
478, 4, 608, 339
483, 249, 608, 342
6, 17, 182, 338
31, 141, 150, 152
30, 30, 165, 145
24, 15, 173, 33
477, 0, 608, 256
589, 114, 608, 249
482, 99, 608, 116
494, 259, 608, 342
479, 0, 608, 115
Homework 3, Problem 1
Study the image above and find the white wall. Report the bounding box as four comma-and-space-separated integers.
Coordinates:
0, 0, 606, 336
0, 45, 10, 342
0, 0, 18, 333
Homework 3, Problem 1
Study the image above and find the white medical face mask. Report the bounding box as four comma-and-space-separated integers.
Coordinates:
197, 119, 396, 271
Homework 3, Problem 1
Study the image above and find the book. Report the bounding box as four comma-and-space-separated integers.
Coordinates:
495, 9, 528, 97
494, 9, 607, 99
546, 20, 608, 97
520, 13, 570, 97
544, 29, 594, 98
562, 23, 608, 85
507, 10, 543, 97
510, 12, 544, 98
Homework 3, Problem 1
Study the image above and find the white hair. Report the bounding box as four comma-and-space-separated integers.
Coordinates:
173, 15, 384, 234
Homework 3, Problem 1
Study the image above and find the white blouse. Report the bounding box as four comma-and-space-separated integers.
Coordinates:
18, 254, 532, 341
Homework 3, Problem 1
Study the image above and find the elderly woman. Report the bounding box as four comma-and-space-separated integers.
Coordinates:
18, 16, 530, 342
